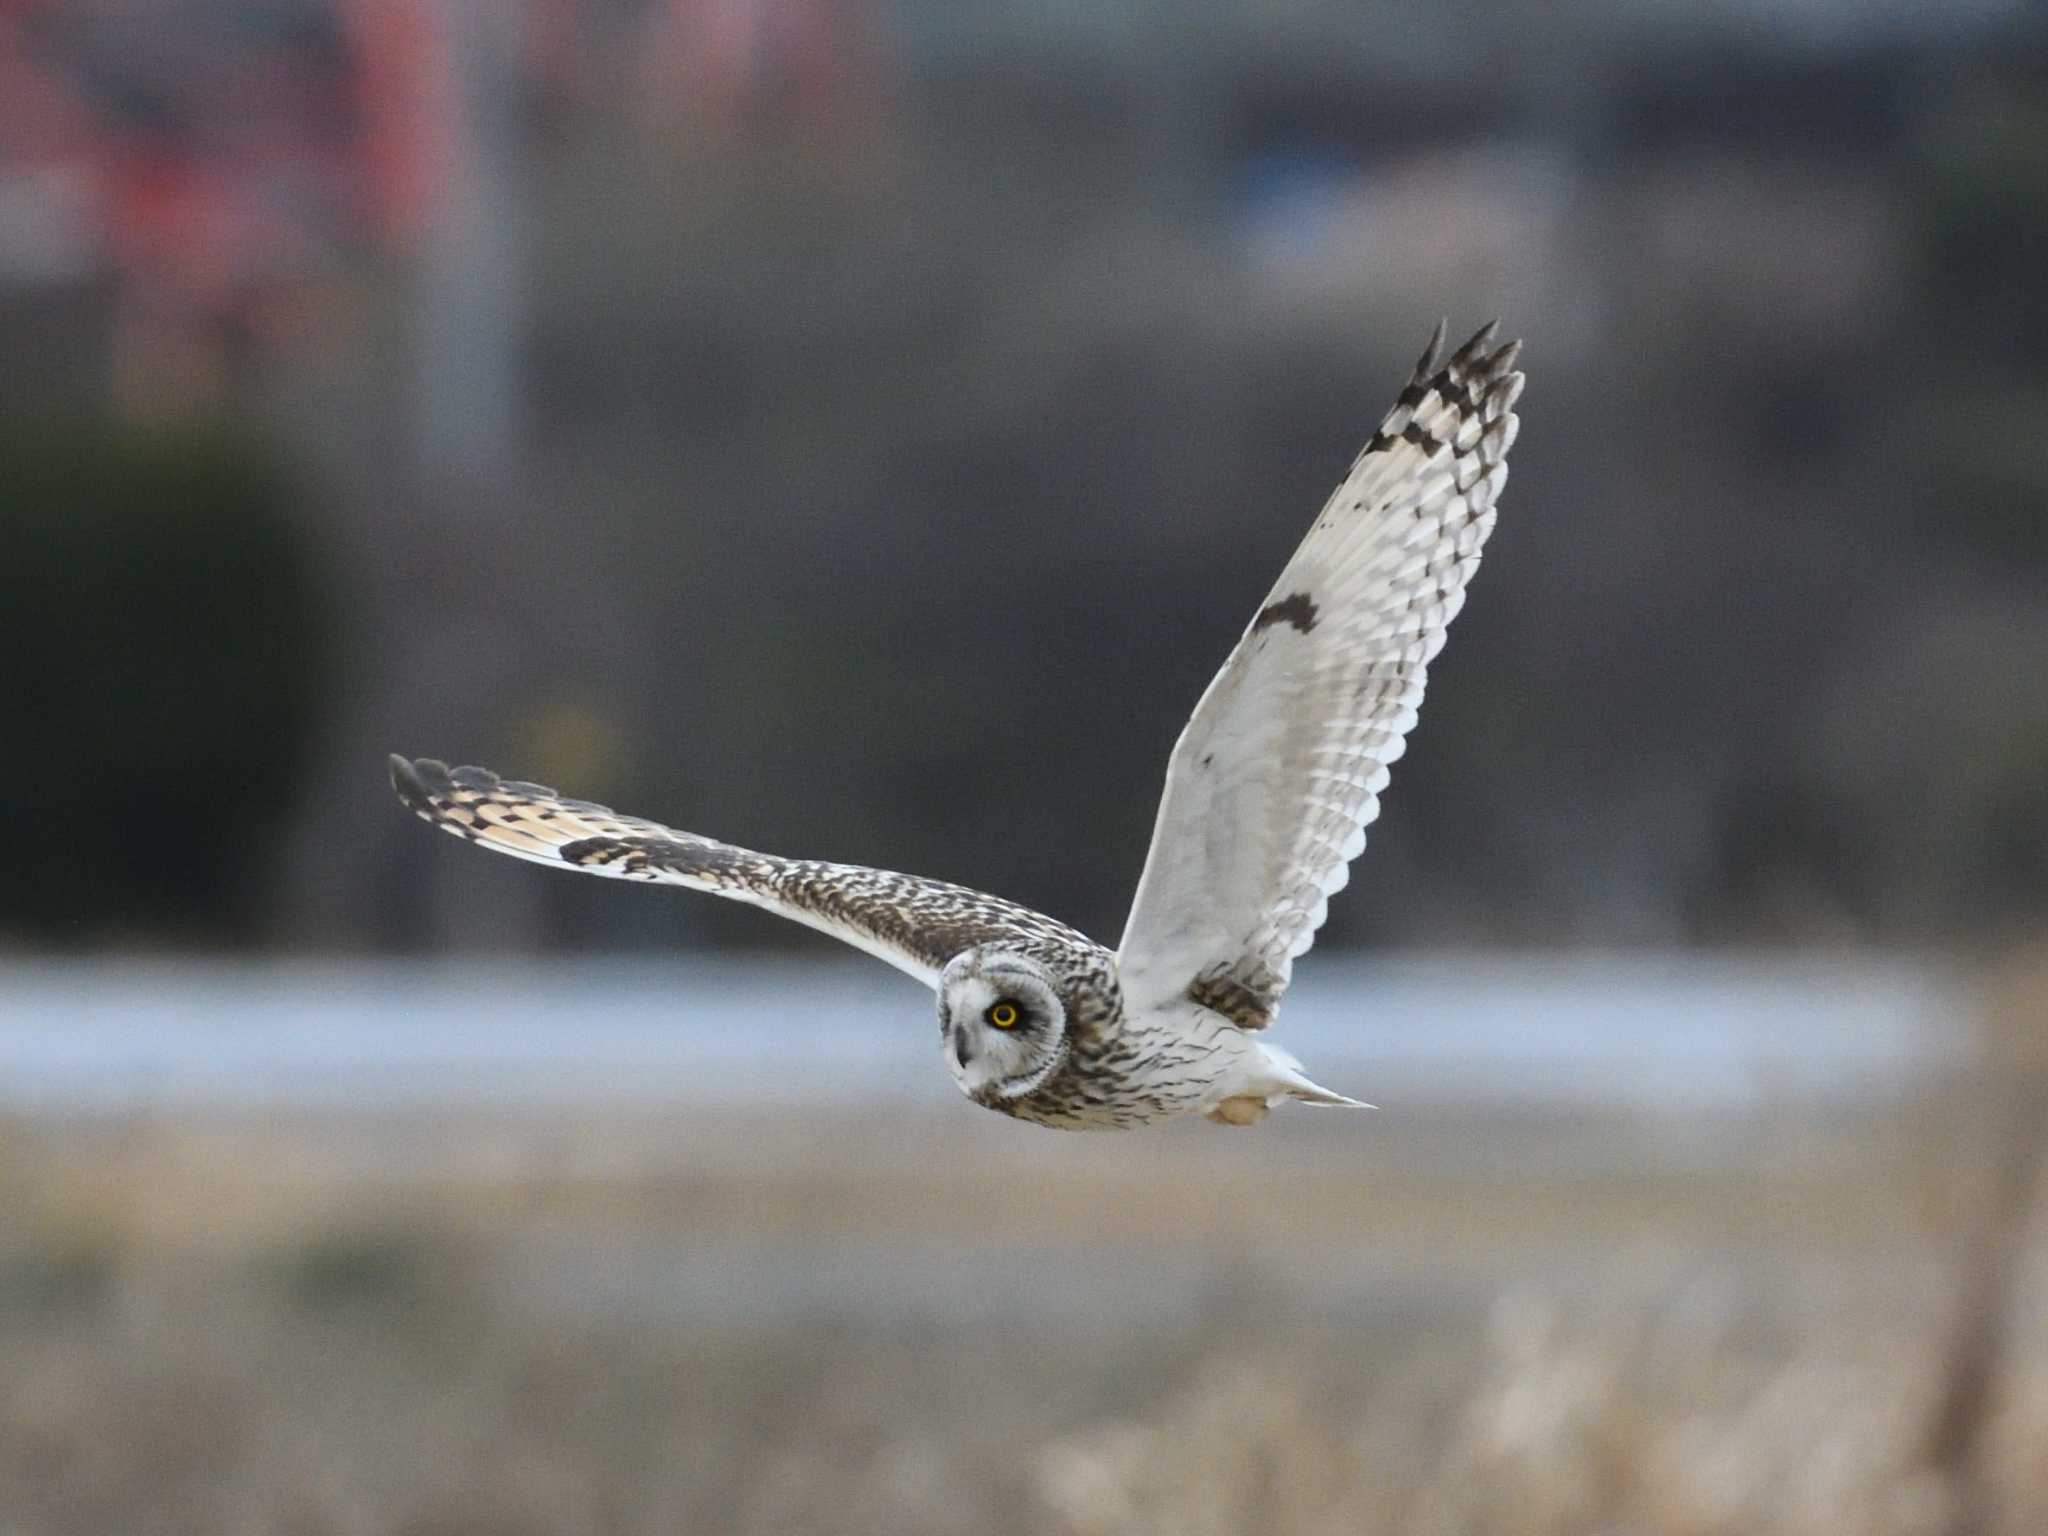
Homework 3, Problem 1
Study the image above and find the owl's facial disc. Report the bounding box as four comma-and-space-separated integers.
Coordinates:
936, 951, 1069, 1103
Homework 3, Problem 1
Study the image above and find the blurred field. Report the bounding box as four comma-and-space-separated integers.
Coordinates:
5, 1063, 2044, 1536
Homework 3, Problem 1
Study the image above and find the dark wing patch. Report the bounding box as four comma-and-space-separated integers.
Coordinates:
1184, 962, 1280, 1029
1252, 592, 1320, 635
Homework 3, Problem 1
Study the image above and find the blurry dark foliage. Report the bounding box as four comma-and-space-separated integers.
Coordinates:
1908, 72, 2048, 567
0, 416, 333, 944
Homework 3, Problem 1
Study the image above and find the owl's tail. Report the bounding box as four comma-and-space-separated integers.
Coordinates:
1204, 1041, 1371, 1125
1261, 1040, 1372, 1108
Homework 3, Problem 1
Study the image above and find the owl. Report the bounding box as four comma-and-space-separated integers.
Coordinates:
393, 321, 1523, 1129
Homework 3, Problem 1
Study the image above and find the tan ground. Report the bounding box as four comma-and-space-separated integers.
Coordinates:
3, 1083, 2043, 1535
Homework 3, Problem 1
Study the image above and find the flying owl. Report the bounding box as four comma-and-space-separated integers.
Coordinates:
392, 321, 1523, 1129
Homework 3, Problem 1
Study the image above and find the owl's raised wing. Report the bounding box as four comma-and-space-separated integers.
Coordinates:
1115, 322, 1523, 1029
390, 757, 1090, 987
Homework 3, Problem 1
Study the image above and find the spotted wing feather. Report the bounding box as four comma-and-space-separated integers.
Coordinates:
390, 756, 1093, 987
1116, 322, 1523, 1028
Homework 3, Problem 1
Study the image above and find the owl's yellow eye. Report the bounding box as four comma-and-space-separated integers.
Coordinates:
986, 1001, 1021, 1029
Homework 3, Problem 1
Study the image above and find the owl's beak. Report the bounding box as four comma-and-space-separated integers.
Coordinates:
952, 1028, 975, 1069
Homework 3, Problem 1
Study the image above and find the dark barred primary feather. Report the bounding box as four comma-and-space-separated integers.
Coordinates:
389, 756, 1105, 987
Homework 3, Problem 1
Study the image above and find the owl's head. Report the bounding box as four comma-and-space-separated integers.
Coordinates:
936, 949, 1070, 1103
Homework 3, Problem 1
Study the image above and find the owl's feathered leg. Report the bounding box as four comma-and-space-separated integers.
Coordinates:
1204, 1096, 1272, 1126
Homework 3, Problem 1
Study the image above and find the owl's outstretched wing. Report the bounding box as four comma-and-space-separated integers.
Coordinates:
1115, 322, 1523, 1029
389, 756, 1089, 987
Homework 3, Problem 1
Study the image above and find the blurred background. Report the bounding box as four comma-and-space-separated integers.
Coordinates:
3, 0, 2047, 1531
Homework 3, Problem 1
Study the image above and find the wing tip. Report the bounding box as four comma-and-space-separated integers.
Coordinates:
391, 754, 511, 821
1414, 317, 1448, 377
1451, 319, 1499, 367
1448, 319, 1521, 375
1444, 321, 1524, 442
389, 753, 441, 813
1407, 319, 1524, 419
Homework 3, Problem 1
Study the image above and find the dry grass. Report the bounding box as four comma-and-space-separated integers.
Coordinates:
1035, 1296, 2009, 1536
6, 1237, 2047, 1536
4, 1064, 2047, 1535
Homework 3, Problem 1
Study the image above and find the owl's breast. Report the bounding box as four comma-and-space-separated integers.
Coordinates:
999, 998, 1239, 1130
